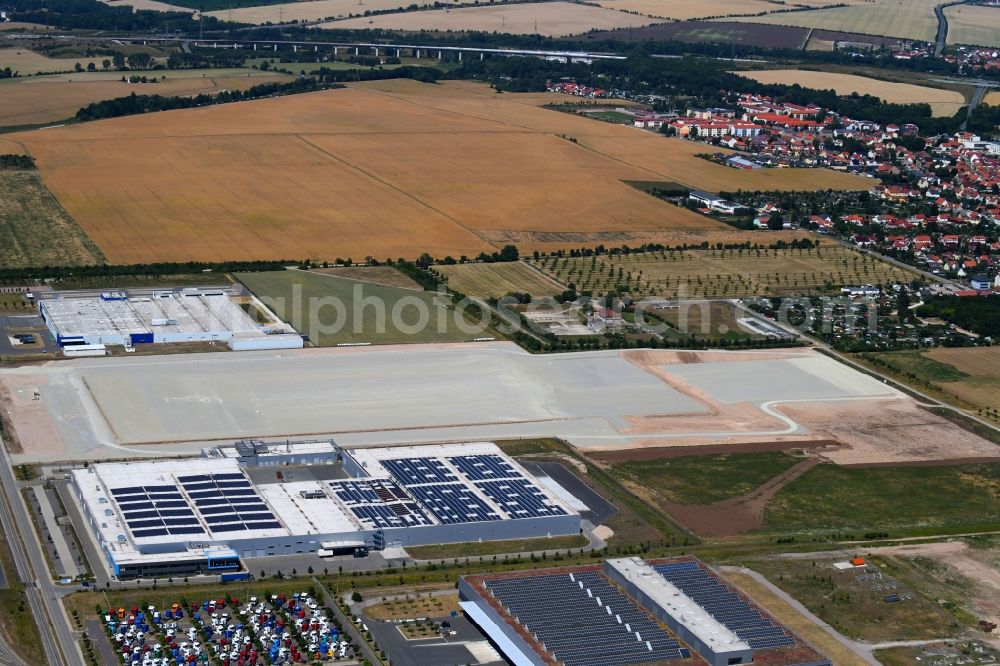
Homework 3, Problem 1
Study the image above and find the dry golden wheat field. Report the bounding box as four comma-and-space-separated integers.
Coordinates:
323, 2, 656, 36
11, 79, 870, 264
944, 3, 1000, 48
0, 69, 291, 127
737, 69, 966, 117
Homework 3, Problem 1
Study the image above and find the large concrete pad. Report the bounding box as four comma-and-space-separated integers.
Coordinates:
0, 343, 909, 463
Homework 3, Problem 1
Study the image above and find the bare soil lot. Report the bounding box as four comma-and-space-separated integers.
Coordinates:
11, 79, 866, 264
322, 2, 657, 36
737, 69, 965, 117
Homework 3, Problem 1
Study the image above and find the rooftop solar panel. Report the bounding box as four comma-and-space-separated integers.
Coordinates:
483, 571, 685, 666
652, 561, 795, 651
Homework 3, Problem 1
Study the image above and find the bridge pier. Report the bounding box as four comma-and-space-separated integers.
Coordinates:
293, 44, 297, 52
480, 52, 484, 60
314, 45, 318, 52
437, 50, 442, 60
374, 47, 379, 56
333, 45, 338, 55
253, 43, 257, 51
396, 48, 401, 57
273, 44, 278, 51
354, 46, 359, 55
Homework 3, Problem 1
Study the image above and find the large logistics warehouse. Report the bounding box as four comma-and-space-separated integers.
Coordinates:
71, 442, 580, 579
38, 287, 303, 351
459, 557, 831, 666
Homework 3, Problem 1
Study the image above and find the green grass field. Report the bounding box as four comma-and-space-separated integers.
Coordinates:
0, 169, 105, 268
406, 534, 589, 560
610, 452, 801, 505
584, 110, 636, 124
237, 269, 490, 345
765, 463, 1000, 537
866, 350, 970, 383
748, 556, 960, 643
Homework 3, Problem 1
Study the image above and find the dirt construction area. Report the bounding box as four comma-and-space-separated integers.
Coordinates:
9, 79, 869, 264
2, 343, 996, 467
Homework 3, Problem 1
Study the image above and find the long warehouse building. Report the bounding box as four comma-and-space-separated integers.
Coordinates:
71, 442, 580, 579
459, 557, 832, 666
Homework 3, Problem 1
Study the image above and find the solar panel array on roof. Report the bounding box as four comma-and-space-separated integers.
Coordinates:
381, 458, 457, 485
484, 571, 688, 666
329, 480, 433, 529
448, 454, 520, 482
653, 561, 796, 651
179, 473, 280, 534
477, 479, 567, 519
111, 484, 204, 539
407, 484, 501, 525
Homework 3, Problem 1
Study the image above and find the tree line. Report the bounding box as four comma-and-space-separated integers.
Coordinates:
74, 78, 332, 122
0, 260, 291, 284
918, 295, 1000, 337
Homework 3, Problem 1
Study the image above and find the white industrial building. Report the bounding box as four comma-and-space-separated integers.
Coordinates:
71, 442, 580, 580
39, 287, 302, 351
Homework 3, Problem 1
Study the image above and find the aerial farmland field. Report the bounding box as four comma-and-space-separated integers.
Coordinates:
527, 245, 916, 298
205, 0, 426, 25
0, 68, 291, 127
736, 69, 966, 117
732, 0, 941, 43
0, 48, 107, 75
9, 79, 868, 264
591, 0, 859, 21
945, 3, 1000, 48
436, 261, 566, 299
322, 2, 656, 36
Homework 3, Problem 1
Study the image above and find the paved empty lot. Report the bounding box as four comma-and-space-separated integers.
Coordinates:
0, 343, 904, 462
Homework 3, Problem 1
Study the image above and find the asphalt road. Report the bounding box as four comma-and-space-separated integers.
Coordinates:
0, 439, 80, 666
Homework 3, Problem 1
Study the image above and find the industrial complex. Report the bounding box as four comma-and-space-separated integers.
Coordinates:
37, 287, 302, 352
460, 557, 831, 666
70, 441, 580, 580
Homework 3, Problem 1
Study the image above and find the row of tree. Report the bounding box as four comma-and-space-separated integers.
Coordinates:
74, 78, 331, 122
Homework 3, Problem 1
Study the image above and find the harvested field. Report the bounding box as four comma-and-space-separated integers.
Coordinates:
582, 20, 810, 48
10, 79, 866, 264
436, 261, 565, 299
732, 0, 941, 42
0, 68, 291, 127
736, 69, 965, 117
985, 91, 1000, 106
0, 168, 105, 269
527, 245, 915, 299
591, 0, 796, 21
308, 266, 421, 290
100, 0, 193, 10
322, 2, 657, 36
205, 0, 424, 25
945, 3, 1000, 47
0, 48, 107, 75
924, 347, 1000, 414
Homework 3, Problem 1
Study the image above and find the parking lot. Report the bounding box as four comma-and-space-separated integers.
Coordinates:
0, 315, 59, 357
365, 611, 505, 666
95, 589, 357, 664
